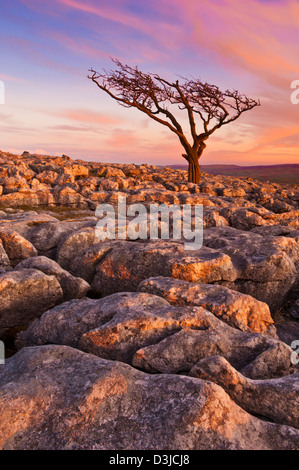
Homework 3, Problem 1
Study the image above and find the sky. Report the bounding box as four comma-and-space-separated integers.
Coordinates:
0, 0, 299, 166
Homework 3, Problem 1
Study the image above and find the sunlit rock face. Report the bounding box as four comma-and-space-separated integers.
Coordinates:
0, 150, 298, 450
138, 277, 275, 335
0, 345, 298, 450
0, 229, 37, 266
18, 291, 292, 379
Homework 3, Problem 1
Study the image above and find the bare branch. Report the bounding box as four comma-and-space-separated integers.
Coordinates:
88, 58, 260, 183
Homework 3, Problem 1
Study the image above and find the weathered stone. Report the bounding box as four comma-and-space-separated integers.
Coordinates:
251, 224, 299, 238
204, 208, 229, 228
98, 179, 119, 191
15, 256, 90, 301
28, 219, 96, 257
138, 277, 276, 335
229, 208, 266, 230
276, 320, 299, 346
0, 229, 37, 267
132, 322, 291, 379
218, 187, 246, 198
53, 186, 87, 208
99, 166, 126, 178
0, 176, 29, 194
0, 241, 11, 273
190, 355, 299, 428
35, 170, 60, 185
19, 292, 292, 379
204, 227, 299, 308
30, 178, 52, 190
0, 269, 63, 335
56, 226, 96, 270
93, 241, 237, 297
0, 211, 58, 239
68, 241, 114, 283
271, 210, 299, 228
71, 164, 89, 178
0, 345, 298, 450
0, 189, 55, 207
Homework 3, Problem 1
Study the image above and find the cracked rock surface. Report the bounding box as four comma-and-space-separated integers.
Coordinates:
0, 345, 298, 450
0, 151, 298, 449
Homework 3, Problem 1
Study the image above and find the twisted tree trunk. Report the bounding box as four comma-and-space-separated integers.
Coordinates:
184, 141, 206, 184
188, 156, 201, 183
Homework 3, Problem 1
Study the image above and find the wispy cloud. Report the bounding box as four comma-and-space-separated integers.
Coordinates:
40, 108, 123, 126
57, 0, 181, 37
1, 0, 299, 165
0, 73, 30, 84
62, 109, 122, 125
176, 0, 299, 86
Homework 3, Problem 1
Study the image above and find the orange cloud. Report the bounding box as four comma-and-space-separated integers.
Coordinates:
105, 130, 139, 149
62, 109, 122, 125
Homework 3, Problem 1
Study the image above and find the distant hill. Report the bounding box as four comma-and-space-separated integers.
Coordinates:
169, 164, 299, 185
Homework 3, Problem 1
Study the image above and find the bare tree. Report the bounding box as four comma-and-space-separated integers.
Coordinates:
88, 59, 260, 183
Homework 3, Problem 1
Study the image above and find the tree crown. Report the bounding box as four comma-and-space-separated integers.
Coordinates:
88, 58, 260, 148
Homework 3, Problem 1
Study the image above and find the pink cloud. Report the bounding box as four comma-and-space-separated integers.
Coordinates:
0, 73, 29, 84
4, 0, 299, 166
40, 108, 123, 126
44, 30, 108, 59
175, 0, 299, 86
57, 0, 180, 36
105, 130, 139, 149
163, 0, 299, 162
0, 34, 80, 76
52, 0, 185, 61
62, 109, 122, 125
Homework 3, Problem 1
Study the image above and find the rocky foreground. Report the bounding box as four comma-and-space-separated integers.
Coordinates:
0, 150, 298, 450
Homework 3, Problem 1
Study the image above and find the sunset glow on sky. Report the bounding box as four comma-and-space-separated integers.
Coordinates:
1, 0, 299, 166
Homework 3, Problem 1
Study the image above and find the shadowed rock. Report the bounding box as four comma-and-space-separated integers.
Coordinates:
15, 256, 90, 301
28, 218, 97, 258
190, 355, 299, 428
276, 320, 299, 346
132, 325, 291, 379
68, 241, 115, 283
0, 269, 63, 336
56, 226, 97, 270
0, 241, 11, 273
203, 226, 299, 308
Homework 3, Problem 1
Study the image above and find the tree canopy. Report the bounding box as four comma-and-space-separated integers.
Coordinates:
88, 59, 260, 183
